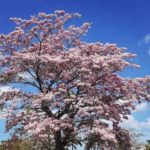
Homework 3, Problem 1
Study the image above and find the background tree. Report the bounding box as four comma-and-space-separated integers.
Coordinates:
129, 129, 145, 150
0, 139, 33, 150
146, 140, 150, 150
0, 10, 150, 150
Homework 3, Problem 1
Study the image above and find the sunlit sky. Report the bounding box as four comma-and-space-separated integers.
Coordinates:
0, 0, 150, 143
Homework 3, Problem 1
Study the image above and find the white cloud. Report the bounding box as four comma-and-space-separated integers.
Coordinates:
139, 33, 150, 46
0, 86, 12, 119
0, 86, 13, 95
121, 115, 142, 130
121, 115, 150, 130
148, 47, 150, 55
138, 34, 150, 55
17, 72, 32, 80
0, 86, 19, 119
134, 103, 148, 112
138, 33, 150, 46
140, 118, 150, 129
143, 33, 150, 44
0, 86, 19, 96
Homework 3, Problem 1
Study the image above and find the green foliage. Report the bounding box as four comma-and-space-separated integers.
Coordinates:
146, 140, 150, 150
0, 139, 32, 150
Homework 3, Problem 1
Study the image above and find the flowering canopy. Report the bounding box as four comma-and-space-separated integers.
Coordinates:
0, 10, 150, 150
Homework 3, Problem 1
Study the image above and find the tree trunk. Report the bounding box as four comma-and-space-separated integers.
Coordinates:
55, 131, 65, 150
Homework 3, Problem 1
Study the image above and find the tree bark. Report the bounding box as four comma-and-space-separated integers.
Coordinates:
55, 131, 65, 150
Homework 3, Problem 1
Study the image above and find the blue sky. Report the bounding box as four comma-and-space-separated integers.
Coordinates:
0, 0, 150, 143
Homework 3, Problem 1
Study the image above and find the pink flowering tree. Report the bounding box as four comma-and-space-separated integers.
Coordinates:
0, 10, 150, 150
